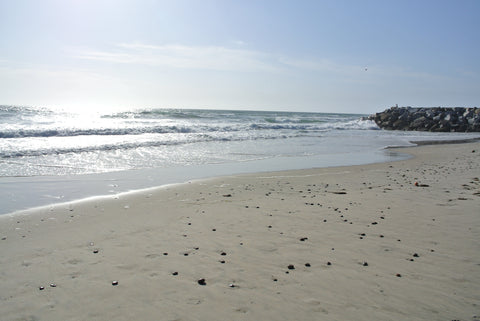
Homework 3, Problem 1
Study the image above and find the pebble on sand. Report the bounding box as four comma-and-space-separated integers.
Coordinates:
112, 281, 119, 286
288, 264, 295, 270
197, 278, 207, 285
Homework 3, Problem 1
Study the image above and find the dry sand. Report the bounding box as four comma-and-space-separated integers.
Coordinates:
0, 142, 479, 321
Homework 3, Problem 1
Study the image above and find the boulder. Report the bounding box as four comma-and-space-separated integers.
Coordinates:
370, 106, 480, 132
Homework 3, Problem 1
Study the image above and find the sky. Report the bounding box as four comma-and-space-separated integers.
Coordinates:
0, 0, 479, 114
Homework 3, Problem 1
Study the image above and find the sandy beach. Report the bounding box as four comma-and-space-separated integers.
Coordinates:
0, 142, 479, 321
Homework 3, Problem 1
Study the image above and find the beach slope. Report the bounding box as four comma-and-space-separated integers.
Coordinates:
1, 142, 479, 321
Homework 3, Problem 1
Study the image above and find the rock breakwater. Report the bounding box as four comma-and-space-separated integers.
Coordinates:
370, 107, 480, 132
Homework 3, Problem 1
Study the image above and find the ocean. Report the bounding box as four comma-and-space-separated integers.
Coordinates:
1, 105, 479, 214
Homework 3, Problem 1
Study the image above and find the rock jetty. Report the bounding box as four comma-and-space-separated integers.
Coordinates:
370, 107, 480, 132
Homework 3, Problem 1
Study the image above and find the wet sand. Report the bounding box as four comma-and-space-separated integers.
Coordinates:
0, 142, 479, 321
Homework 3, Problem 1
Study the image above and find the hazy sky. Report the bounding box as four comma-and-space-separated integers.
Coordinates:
0, 0, 479, 114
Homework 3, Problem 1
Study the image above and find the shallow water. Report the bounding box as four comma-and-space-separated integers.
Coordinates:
1, 106, 478, 214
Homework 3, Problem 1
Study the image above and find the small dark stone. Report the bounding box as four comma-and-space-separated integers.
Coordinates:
223, 194, 232, 197
305, 263, 311, 267
112, 281, 119, 286
229, 283, 236, 288
50, 283, 56, 288
93, 249, 99, 254
379, 235, 384, 238
198, 279, 207, 285
220, 260, 225, 264
372, 222, 378, 225
172, 272, 178, 276
327, 262, 332, 266
184, 253, 189, 256
163, 252, 168, 255
300, 237, 308, 241
212, 229, 216, 231
396, 273, 402, 277
273, 278, 278, 282
287, 264, 295, 270
268, 225, 272, 228
413, 253, 419, 257
363, 262, 369, 266
221, 252, 227, 256
39, 286, 45, 290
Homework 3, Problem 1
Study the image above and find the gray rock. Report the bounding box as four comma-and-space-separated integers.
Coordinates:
371, 106, 480, 132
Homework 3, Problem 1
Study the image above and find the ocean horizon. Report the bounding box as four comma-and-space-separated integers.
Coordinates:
1, 105, 479, 215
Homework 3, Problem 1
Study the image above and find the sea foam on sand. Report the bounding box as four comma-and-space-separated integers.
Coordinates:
0, 142, 479, 321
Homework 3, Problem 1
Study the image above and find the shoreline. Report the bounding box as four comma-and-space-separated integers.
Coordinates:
0, 141, 479, 320
410, 137, 480, 146
3, 137, 478, 217
0, 144, 411, 216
